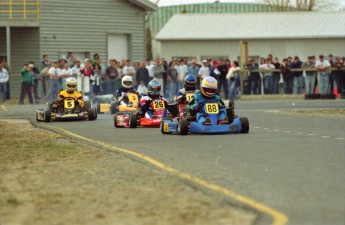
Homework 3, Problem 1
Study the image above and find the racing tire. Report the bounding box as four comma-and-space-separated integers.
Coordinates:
114, 113, 123, 128
84, 101, 91, 109
178, 119, 188, 135
87, 108, 97, 121
240, 117, 249, 133
129, 113, 137, 128
110, 103, 117, 114
44, 109, 51, 122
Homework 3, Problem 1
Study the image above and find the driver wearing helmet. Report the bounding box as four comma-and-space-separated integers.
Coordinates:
189, 76, 227, 125
140, 80, 169, 119
115, 75, 138, 106
176, 74, 198, 105
54, 77, 84, 108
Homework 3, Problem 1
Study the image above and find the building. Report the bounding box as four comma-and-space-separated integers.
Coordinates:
0, 0, 157, 74
155, 12, 345, 62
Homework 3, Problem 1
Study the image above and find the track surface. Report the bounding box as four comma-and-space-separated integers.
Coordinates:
1, 99, 345, 225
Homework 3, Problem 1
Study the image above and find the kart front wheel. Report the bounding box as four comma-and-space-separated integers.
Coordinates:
129, 114, 137, 128
240, 117, 249, 133
178, 119, 188, 135
87, 108, 97, 121
44, 109, 51, 122
110, 103, 117, 114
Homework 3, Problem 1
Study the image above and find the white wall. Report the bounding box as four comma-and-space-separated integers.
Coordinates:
158, 38, 345, 63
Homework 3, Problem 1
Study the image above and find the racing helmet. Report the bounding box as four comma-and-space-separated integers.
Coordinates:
201, 76, 217, 98
184, 74, 197, 91
66, 77, 77, 93
148, 80, 161, 98
122, 75, 133, 89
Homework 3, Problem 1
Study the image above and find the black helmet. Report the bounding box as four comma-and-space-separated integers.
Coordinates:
148, 80, 161, 98
184, 74, 197, 91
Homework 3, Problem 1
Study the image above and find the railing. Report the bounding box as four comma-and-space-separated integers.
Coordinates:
0, 0, 40, 20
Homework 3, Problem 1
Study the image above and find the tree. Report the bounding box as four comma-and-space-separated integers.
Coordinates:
262, 0, 336, 11
145, 0, 159, 60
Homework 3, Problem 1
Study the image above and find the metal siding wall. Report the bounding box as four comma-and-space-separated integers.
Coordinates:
0, 27, 6, 56
40, 0, 146, 64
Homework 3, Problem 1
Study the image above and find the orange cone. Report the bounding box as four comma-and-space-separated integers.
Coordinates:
334, 87, 338, 98
315, 86, 319, 94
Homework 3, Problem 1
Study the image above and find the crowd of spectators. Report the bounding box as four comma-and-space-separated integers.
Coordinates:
1, 52, 344, 105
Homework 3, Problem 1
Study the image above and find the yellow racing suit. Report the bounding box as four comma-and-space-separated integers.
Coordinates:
58, 89, 84, 108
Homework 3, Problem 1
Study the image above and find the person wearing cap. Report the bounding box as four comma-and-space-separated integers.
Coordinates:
290, 56, 304, 94
198, 60, 210, 81
302, 56, 316, 94
19, 64, 35, 104
315, 54, 331, 95
48, 61, 63, 101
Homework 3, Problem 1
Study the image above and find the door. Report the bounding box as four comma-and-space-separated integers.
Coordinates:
108, 34, 128, 62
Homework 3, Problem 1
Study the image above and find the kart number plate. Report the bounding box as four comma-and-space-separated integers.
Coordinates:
100, 104, 110, 112
64, 100, 75, 109
153, 100, 165, 110
127, 93, 139, 105
205, 103, 219, 114
186, 94, 194, 102
163, 122, 169, 132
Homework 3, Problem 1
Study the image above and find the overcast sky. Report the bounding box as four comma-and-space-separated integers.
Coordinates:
149, 0, 345, 10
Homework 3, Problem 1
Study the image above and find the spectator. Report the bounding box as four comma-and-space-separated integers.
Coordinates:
93, 64, 102, 95
80, 59, 95, 98
162, 59, 168, 95
105, 59, 119, 94
259, 57, 266, 65
315, 54, 331, 95
61, 63, 72, 89
281, 58, 293, 94
210, 60, 218, 80
123, 59, 136, 78
136, 61, 150, 87
188, 59, 200, 88
166, 61, 178, 100
48, 62, 63, 101
66, 52, 74, 65
133, 61, 140, 73
287, 56, 292, 65
40, 55, 49, 96
0, 62, 9, 104
272, 57, 281, 94
177, 59, 188, 91
198, 60, 210, 81
152, 59, 165, 95
260, 58, 275, 94
137, 81, 148, 96
246, 58, 261, 95
146, 58, 154, 81
227, 61, 241, 101
302, 56, 317, 94
333, 56, 344, 96
290, 56, 304, 94
328, 54, 334, 94
92, 53, 102, 66
116, 61, 123, 78
28, 61, 41, 101
1, 59, 10, 100
19, 64, 35, 104
216, 59, 229, 99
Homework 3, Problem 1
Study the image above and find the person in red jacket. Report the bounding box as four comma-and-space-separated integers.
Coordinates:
80, 59, 94, 99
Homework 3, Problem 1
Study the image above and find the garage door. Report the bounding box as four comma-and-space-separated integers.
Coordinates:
108, 34, 128, 62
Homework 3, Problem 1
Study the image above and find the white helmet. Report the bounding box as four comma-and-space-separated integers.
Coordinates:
66, 77, 77, 93
122, 75, 133, 89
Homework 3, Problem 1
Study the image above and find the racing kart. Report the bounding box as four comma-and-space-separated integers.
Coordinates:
95, 93, 139, 114
160, 101, 249, 135
36, 97, 97, 122
114, 98, 171, 128
93, 94, 117, 114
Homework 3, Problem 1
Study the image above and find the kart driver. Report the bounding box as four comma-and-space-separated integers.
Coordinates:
189, 76, 227, 125
140, 80, 169, 119
176, 74, 198, 106
116, 75, 139, 107
53, 77, 84, 109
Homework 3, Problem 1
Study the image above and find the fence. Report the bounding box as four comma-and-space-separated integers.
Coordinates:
0, 0, 40, 20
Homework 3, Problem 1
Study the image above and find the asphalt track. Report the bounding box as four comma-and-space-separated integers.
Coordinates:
1, 99, 344, 225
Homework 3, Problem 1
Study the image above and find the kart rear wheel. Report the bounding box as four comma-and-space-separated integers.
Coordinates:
87, 107, 97, 121
240, 117, 249, 133
129, 113, 137, 128
96, 103, 103, 114
110, 103, 117, 114
44, 109, 51, 122
114, 113, 123, 128
178, 119, 188, 135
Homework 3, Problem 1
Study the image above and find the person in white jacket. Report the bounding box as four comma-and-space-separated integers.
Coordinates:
226, 61, 241, 100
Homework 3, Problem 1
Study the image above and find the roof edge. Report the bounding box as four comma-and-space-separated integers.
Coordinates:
156, 36, 345, 41
127, 0, 158, 11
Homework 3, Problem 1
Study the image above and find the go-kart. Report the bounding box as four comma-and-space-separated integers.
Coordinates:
36, 97, 97, 122
96, 93, 139, 114
114, 98, 170, 128
160, 101, 249, 135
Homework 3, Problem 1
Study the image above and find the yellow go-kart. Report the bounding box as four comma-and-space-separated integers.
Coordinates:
98, 92, 140, 114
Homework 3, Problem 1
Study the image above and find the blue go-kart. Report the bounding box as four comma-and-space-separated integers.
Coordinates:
160, 102, 249, 135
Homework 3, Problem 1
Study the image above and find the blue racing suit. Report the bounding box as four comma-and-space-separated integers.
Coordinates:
189, 92, 226, 124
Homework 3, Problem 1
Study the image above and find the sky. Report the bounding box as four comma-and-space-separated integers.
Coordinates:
149, 0, 345, 10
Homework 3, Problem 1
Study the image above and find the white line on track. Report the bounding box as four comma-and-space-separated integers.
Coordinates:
273, 129, 281, 132
295, 132, 303, 135
336, 138, 344, 140
321, 136, 330, 138
263, 128, 269, 130
284, 131, 291, 133
253, 126, 261, 129
307, 134, 317, 136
